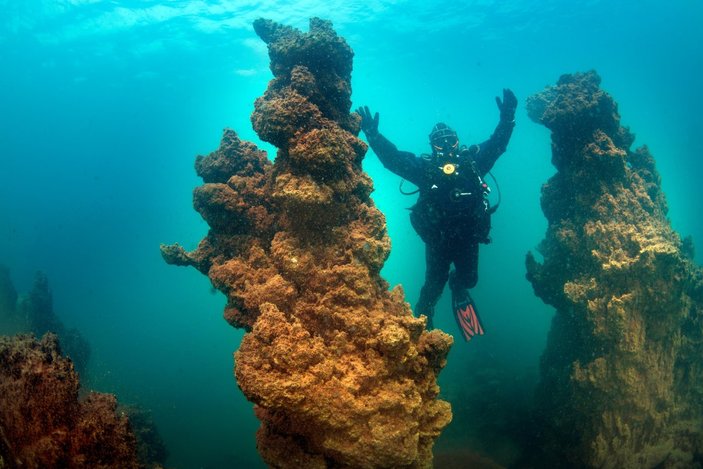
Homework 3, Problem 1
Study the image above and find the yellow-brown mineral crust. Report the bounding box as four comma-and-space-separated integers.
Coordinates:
161, 17, 453, 468
525, 70, 703, 468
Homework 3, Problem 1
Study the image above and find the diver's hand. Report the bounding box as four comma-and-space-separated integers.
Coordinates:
356, 106, 379, 138
495, 88, 517, 122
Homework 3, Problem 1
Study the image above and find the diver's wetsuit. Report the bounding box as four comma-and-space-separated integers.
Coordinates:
365, 118, 514, 323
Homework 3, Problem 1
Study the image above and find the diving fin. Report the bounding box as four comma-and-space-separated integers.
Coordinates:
452, 290, 485, 342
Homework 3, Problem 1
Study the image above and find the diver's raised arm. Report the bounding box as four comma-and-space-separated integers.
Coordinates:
358, 105, 379, 138
474, 89, 517, 175
356, 106, 424, 183
495, 88, 517, 124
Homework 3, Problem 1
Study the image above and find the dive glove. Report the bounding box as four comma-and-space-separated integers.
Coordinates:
357, 106, 379, 138
495, 88, 517, 122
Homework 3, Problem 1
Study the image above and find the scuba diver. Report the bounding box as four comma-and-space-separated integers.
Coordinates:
356, 89, 517, 341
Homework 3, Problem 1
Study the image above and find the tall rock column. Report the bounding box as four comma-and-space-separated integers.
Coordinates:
162, 18, 453, 468
525, 71, 703, 467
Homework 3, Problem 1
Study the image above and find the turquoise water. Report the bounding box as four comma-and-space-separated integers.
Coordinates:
1, 1, 702, 467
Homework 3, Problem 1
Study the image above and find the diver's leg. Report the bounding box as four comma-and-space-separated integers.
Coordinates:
416, 241, 451, 329
451, 241, 479, 291
450, 242, 485, 340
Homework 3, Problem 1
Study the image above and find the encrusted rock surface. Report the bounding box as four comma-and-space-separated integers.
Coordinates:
525, 70, 703, 468
161, 18, 453, 468
0, 334, 141, 469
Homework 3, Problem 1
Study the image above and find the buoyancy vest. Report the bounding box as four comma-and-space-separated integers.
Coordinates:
410, 145, 492, 244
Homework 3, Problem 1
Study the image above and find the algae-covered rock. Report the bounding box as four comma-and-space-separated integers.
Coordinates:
162, 17, 453, 468
524, 70, 703, 468
0, 334, 141, 468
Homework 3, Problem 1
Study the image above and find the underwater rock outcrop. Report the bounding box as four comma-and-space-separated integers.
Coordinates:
19, 272, 91, 375
0, 333, 141, 468
0, 269, 91, 375
121, 405, 169, 468
161, 18, 453, 468
525, 71, 703, 467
